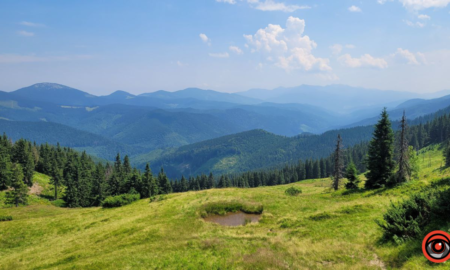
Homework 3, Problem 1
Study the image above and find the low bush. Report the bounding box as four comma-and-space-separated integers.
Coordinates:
0, 215, 13, 222
285, 186, 302, 196
102, 193, 140, 208
376, 190, 438, 240
200, 200, 263, 218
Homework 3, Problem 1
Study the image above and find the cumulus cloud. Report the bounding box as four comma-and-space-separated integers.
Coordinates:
209, 52, 230, 58
229, 46, 243, 54
244, 16, 331, 72
17, 30, 35, 37
392, 48, 427, 65
199, 33, 211, 45
399, 0, 450, 10
348, 5, 362, 12
338, 54, 388, 69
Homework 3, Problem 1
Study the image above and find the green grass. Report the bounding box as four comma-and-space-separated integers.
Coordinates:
1, 145, 450, 269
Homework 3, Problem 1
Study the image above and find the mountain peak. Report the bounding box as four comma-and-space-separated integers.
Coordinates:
106, 90, 135, 100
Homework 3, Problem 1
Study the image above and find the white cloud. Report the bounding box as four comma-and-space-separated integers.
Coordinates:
17, 30, 34, 37
209, 52, 230, 58
345, 44, 356, 49
404, 20, 425, 27
250, 0, 310, 12
199, 33, 211, 45
399, 0, 450, 10
330, 44, 343, 55
0, 54, 93, 64
338, 54, 388, 69
244, 16, 331, 72
229, 46, 243, 54
216, 0, 237, 4
19, 21, 45, 27
348, 5, 362, 12
392, 48, 427, 65
418, 14, 431, 19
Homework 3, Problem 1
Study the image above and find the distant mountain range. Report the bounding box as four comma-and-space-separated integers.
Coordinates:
3, 82, 450, 176
239, 85, 450, 113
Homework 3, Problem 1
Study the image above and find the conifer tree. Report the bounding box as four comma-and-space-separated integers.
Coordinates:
141, 163, 153, 198
365, 108, 395, 189
344, 162, 360, 190
207, 172, 215, 189
5, 163, 29, 207
393, 111, 410, 185
332, 134, 343, 191
180, 175, 188, 192
158, 167, 172, 194
91, 163, 107, 206
50, 158, 63, 200
0, 146, 12, 190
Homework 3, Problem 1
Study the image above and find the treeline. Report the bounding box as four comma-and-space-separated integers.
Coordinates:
0, 135, 172, 207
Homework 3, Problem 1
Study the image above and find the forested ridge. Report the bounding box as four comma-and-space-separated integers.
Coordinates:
3, 106, 450, 208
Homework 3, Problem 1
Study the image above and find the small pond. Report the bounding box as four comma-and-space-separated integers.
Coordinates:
204, 211, 261, 226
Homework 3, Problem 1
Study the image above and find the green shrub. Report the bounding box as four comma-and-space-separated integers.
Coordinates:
101, 193, 140, 208
200, 200, 263, 218
0, 215, 13, 222
376, 190, 437, 240
285, 186, 302, 196
51, 199, 66, 207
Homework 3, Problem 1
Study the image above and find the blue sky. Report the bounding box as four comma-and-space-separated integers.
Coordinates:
0, 0, 450, 95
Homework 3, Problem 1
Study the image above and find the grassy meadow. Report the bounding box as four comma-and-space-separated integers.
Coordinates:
1, 145, 450, 269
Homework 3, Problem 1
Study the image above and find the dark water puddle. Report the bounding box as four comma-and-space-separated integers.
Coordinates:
204, 211, 261, 226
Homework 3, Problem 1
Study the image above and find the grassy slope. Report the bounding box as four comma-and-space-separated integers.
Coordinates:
1, 145, 450, 269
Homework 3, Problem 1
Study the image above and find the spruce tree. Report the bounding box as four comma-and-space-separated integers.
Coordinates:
365, 108, 395, 189
207, 172, 215, 189
180, 175, 188, 192
393, 111, 410, 185
5, 163, 29, 207
141, 163, 153, 198
91, 163, 107, 206
158, 167, 172, 194
332, 134, 343, 191
50, 158, 63, 200
0, 146, 12, 190
344, 162, 360, 190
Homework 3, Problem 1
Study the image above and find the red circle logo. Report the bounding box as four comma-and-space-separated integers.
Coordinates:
422, 231, 450, 263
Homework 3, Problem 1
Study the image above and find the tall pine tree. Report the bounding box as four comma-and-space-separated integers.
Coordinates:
365, 108, 395, 189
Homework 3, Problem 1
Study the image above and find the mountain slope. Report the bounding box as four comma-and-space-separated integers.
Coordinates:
140, 88, 262, 105
12, 83, 98, 106
138, 126, 374, 178
0, 119, 142, 160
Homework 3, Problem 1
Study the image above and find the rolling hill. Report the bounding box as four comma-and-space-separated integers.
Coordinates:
135, 126, 374, 178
